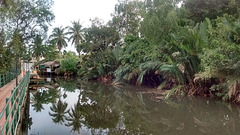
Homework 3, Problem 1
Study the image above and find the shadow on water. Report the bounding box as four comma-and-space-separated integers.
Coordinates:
20, 77, 240, 135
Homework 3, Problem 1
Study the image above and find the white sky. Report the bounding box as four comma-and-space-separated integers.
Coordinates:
50, 0, 118, 52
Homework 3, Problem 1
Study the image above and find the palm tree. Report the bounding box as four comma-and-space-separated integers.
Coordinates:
49, 99, 69, 124
68, 21, 84, 56
30, 35, 46, 63
50, 26, 68, 52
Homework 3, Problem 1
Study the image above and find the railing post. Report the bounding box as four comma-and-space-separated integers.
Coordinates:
5, 98, 9, 119
2, 74, 5, 86
5, 122, 9, 135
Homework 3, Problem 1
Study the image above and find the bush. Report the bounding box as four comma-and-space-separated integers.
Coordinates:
57, 52, 79, 75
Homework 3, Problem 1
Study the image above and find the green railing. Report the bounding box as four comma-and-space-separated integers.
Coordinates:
0, 69, 21, 89
0, 71, 30, 135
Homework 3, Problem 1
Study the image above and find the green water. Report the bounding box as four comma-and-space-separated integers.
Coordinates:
23, 77, 240, 135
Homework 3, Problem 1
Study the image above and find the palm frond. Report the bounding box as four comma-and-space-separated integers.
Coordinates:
114, 64, 131, 82
165, 85, 184, 100
137, 61, 162, 84
160, 64, 185, 85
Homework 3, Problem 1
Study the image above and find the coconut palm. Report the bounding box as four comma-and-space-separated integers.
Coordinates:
50, 26, 68, 52
68, 21, 84, 56
30, 35, 47, 63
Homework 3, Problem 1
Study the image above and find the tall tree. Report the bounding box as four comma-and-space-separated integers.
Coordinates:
111, 0, 143, 37
68, 21, 84, 56
1, 0, 54, 44
140, 0, 180, 45
0, 0, 54, 72
0, 29, 5, 71
84, 18, 120, 52
50, 26, 68, 52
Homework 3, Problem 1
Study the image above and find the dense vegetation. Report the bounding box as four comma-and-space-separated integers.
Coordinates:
1, 0, 240, 102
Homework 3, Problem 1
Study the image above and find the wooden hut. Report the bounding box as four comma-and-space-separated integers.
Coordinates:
39, 61, 59, 74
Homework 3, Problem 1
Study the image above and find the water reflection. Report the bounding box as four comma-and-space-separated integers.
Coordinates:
49, 99, 69, 124
30, 88, 59, 112
24, 77, 240, 135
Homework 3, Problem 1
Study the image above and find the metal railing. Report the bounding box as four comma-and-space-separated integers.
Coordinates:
0, 71, 30, 135
0, 69, 21, 88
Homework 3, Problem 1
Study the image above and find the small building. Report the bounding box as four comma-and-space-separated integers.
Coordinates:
39, 61, 59, 74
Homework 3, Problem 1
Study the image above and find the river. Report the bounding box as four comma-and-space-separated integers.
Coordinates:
19, 77, 240, 135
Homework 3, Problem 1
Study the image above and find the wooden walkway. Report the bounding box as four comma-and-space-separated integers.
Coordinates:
0, 71, 24, 130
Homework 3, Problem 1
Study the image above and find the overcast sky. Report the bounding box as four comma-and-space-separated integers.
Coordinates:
50, 0, 118, 52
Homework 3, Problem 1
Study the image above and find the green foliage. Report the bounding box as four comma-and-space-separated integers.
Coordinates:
168, 19, 211, 81
200, 16, 240, 75
83, 19, 120, 53
68, 21, 84, 56
0, 0, 54, 72
198, 15, 240, 102
137, 61, 162, 84
115, 36, 153, 83
2, 0, 240, 102
30, 35, 47, 62
140, 0, 179, 45
78, 48, 119, 80
1, 0, 54, 43
111, 0, 143, 37
57, 52, 79, 74
50, 26, 68, 52
44, 45, 58, 61
184, 0, 240, 22
165, 85, 184, 100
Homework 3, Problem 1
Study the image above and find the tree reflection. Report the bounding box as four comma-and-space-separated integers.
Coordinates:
65, 102, 83, 134
56, 77, 78, 92
31, 92, 44, 112
49, 99, 69, 124
30, 88, 59, 112
55, 77, 79, 99
80, 83, 120, 128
